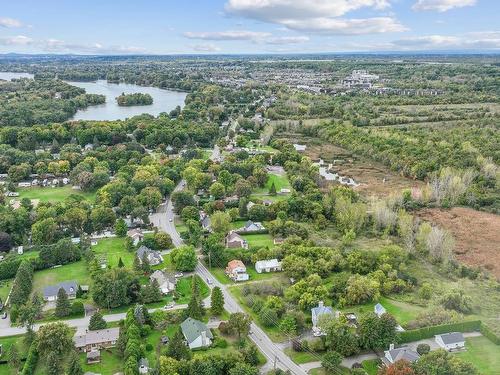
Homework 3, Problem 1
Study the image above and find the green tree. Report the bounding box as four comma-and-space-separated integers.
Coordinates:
321, 351, 343, 373
210, 182, 226, 199
167, 329, 192, 361
171, 245, 197, 271
7, 343, 21, 374
269, 181, 277, 196
154, 231, 173, 249
89, 311, 107, 330
210, 211, 231, 234
414, 350, 478, 375
67, 350, 84, 375
118, 257, 125, 268
358, 312, 397, 350
55, 288, 71, 317
228, 312, 251, 342
211, 286, 224, 316
115, 218, 128, 237
229, 363, 259, 375
36, 322, 73, 373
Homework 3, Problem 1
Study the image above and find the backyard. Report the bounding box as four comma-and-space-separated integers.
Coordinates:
18, 185, 96, 203
241, 233, 275, 249
455, 336, 500, 375
31, 260, 91, 296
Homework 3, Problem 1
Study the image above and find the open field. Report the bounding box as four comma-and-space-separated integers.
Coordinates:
416, 207, 500, 278
241, 233, 275, 249
18, 185, 96, 203
455, 336, 500, 375
253, 172, 291, 196
93, 237, 134, 268
32, 260, 91, 295
209, 266, 282, 285
361, 359, 379, 375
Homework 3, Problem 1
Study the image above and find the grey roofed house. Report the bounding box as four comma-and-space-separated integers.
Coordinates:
240, 220, 265, 233
311, 301, 336, 335
150, 270, 177, 294
435, 332, 465, 351
383, 345, 420, 365
74, 327, 120, 352
374, 303, 386, 317
136, 245, 163, 266
200, 212, 211, 231
43, 281, 78, 301
181, 317, 213, 349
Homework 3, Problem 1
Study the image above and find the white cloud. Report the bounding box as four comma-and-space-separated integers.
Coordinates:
281, 17, 407, 34
412, 0, 476, 12
190, 44, 221, 52
392, 32, 500, 50
0, 35, 33, 45
183, 30, 271, 41
0, 35, 145, 54
0, 17, 23, 28
224, 0, 406, 35
183, 30, 311, 45
225, 0, 391, 20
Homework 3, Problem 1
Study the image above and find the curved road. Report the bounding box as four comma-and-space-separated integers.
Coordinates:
152, 169, 307, 374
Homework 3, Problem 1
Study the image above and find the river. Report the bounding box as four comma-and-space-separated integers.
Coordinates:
0, 72, 187, 121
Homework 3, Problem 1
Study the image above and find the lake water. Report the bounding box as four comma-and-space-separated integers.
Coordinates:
0, 72, 34, 80
66, 80, 187, 121
0, 72, 187, 121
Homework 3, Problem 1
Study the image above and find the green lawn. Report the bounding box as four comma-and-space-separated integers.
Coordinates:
362, 359, 379, 375
455, 336, 500, 375
230, 220, 247, 230
0, 279, 12, 302
309, 366, 351, 375
343, 296, 427, 326
209, 266, 281, 285
175, 275, 210, 304
284, 348, 325, 364
32, 260, 91, 296
254, 173, 290, 194
80, 348, 123, 375
93, 237, 135, 268
18, 185, 96, 203
241, 233, 274, 249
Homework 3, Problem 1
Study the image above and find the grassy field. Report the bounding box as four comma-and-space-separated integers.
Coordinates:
209, 266, 281, 285
93, 237, 135, 268
32, 260, 91, 296
241, 233, 274, 249
362, 359, 379, 375
18, 185, 96, 203
80, 348, 123, 375
254, 173, 291, 195
309, 366, 351, 375
175, 275, 210, 304
284, 348, 324, 364
455, 336, 500, 375
0, 279, 12, 302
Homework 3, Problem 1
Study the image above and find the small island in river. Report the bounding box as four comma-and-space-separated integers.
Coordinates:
116, 92, 153, 106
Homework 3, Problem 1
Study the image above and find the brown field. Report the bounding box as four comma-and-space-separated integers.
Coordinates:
417, 207, 500, 278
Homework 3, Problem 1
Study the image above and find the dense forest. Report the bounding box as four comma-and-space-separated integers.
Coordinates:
116, 92, 153, 106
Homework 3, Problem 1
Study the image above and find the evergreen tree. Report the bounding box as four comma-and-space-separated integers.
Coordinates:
125, 237, 135, 252
167, 329, 192, 360
67, 350, 84, 375
186, 294, 204, 320
89, 311, 107, 330
55, 288, 71, 317
269, 181, 277, 196
7, 343, 21, 374
141, 253, 151, 274
115, 219, 127, 237
211, 286, 224, 316
133, 254, 141, 272
118, 257, 125, 268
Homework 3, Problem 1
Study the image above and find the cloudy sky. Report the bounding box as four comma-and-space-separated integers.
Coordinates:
0, 0, 499, 54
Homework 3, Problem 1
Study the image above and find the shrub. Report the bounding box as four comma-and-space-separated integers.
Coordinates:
145, 343, 153, 351
417, 343, 431, 355
480, 322, 500, 345
70, 301, 85, 316
214, 338, 228, 348
399, 320, 481, 343
309, 338, 326, 353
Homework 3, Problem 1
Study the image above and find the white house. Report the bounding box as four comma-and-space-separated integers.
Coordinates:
293, 144, 307, 152
17, 246, 24, 255
435, 332, 465, 351
226, 260, 249, 282
255, 259, 282, 273
150, 270, 177, 294
181, 318, 213, 349
18, 182, 31, 188
127, 228, 144, 246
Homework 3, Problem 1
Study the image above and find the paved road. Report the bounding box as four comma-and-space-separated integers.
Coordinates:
0, 304, 187, 337
155, 177, 307, 375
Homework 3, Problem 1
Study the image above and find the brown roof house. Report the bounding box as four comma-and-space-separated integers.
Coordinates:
74, 327, 120, 353
225, 260, 249, 282
225, 231, 248, 249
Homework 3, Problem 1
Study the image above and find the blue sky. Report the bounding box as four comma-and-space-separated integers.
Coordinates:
0, 0, 499, 54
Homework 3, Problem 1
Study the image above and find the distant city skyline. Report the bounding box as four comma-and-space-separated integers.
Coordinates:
0, 0, 499, 55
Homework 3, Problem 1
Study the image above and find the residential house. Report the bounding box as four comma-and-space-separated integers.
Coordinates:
18, 182, 31, 188
374, 303, 386, 317
127, 228, 144, 246
17, 246, 23, 255
181, 317, 213, 349
225, 231, 248, 249
150, 270, 177, 294
279, 188, 291, 194
238, 220, 265, 233
255, 259, 282, 273
435, 332, 465, 351
74, 327, 120, 353
225, 260, 249, 282
382, 344, 420, 366
223, 195, 239, 204
43, 281, 79, 302
293, 144, 307, 152
311, 301, 335, 336
199, 211, 211, 232
139, 358, 149, 374
136, 245, 163, 266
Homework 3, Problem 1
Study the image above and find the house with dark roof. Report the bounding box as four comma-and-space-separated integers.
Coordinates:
382, 344, 420, 366
311, 301, 337, 336
435, 332, 465, 351
199, 211, 211, 232
225, 231, 248, 249
136, 245, 163, 266
43, 281, 78, 301
150, 270, 177, 294
181, 317, 213, 349
238, 220, 265, 233
374, 303, 386, 317
74, 327, 120, 353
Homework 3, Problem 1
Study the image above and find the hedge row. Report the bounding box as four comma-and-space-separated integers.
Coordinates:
399, 320, 481, 343
480, 322, 500, 345
21, 343, 38, 375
